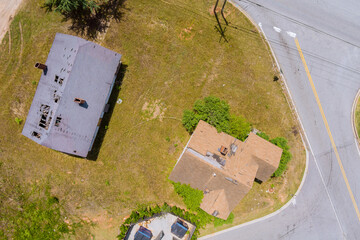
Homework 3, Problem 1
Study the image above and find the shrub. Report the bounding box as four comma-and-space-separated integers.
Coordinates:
182, 110, 199, 133
256, 132, 270, 141
14, 117, 22, 125
182, 96, 230, 133
171, 182, 203, 211
228, 115, 251, 141
256, 133, 292, 177
213, 212, 234, 227
271, 137, 292, 177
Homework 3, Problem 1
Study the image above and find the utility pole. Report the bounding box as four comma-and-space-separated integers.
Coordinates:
214, 0, 228, 42
221, 0, 228, 25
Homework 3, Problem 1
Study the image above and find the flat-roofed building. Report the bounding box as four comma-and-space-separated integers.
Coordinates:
126, 213, 196, 240
169, 120, 282, 220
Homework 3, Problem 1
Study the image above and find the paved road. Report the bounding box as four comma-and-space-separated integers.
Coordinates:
202, 0, 360, 239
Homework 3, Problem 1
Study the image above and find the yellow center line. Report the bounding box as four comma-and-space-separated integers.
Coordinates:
295, 38, 360, 222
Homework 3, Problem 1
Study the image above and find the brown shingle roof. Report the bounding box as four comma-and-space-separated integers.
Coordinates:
169, 121, 282, 220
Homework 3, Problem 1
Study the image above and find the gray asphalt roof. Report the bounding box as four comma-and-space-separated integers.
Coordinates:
22, 33, 122, 157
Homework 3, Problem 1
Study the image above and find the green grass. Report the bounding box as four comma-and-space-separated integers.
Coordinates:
0, 0, 305, 238
355, 98, 360, 138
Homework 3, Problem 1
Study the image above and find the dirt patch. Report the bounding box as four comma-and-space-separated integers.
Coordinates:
178, 25, 195, 40
209, 5, 221, 16
142, 100, 167, 121
0, 0, 23, 43
11, 100, 25, 117
197, 57, 222, 88
148, 19, 168, 30
208, 4, 232, 17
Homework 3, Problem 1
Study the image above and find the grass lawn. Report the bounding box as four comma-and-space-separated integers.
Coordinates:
0, 0, 305, 238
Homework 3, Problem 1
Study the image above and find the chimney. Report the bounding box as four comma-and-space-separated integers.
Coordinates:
220, 145, 228, 155
34, 62, 47, 70
74, 98, 86, 104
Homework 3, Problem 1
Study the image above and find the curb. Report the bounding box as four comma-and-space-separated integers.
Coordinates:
351, 89, 360, 154
199, 2, 311, 238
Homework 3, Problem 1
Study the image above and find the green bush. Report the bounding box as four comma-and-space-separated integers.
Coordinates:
171, 182, 203, 211
14, 117, 22, 125
256, 132, 270, 141
213, 212, 234, 227
182, 110, 199, 133
228, 115, 251, 141
256, 133, 292, 177
182, 97, 252, 142
270, 137, 292, 177
182, 96, 230, 133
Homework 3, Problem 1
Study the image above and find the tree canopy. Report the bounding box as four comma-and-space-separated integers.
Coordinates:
44, 0, 99, 14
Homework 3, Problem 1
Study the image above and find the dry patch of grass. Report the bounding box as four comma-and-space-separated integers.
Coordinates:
0, 0, 305, 238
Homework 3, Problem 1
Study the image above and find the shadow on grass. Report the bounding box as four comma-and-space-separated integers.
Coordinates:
86, 64, 128, 161
46, 0, 127, 40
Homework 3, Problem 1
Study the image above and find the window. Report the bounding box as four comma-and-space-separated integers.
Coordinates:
38, 104, 51, 129
53, 90, 60, 103
31, 131, 41, 139
54, 75, 64, 85
55, 117, 62, 127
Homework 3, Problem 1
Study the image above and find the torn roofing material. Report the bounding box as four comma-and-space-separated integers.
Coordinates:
169, 120, 283, 219
22, 33, 122, 157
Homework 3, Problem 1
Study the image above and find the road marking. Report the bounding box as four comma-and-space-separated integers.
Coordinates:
295, 38, 360, 222
273, 26, 282, 33
287, 31, 297, 38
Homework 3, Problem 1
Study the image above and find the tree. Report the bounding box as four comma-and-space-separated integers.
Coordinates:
43, 0, 99, 15
182, 110, 199, 133
182, 96, 230, 133
227, 115, 251, 141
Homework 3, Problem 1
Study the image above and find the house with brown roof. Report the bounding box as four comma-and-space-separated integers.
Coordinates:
169, 120, 283, 220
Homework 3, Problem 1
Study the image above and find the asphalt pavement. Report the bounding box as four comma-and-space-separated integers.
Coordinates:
202, 0, 360, 239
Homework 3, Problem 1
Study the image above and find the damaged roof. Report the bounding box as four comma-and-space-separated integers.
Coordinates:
22, 33, 122, 157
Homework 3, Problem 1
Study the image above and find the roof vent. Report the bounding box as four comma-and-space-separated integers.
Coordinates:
35, 62, 47, 70
212, 210, 219, 217
74, 98, 86, 104
34, 62, 48, 75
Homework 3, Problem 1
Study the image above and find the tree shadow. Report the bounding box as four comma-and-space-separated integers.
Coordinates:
62, 0, 127, 40
86, 64, 127, 160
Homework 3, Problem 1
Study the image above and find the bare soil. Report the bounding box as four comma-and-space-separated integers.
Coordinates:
0, 0, 23, 43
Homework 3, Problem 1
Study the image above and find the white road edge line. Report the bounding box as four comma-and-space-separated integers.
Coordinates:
273, 26, 282, 33
287, 31, 297, 38
200, 1, 344, 236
